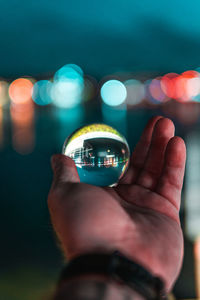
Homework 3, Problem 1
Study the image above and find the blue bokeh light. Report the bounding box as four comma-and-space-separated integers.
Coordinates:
100, 80, 127, 106
52, 64, 84, 108
32, 80, 52, 106
54, 64, 83, 82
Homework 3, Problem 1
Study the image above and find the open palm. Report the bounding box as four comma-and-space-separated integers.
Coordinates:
48, 116, 186, 292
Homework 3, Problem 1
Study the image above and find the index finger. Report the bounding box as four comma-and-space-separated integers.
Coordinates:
119, 115, 163, 184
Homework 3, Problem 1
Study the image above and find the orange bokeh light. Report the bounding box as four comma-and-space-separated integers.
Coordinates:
10, 101, 34, 125
10, 101, 35, 154
9, 78, 33, 104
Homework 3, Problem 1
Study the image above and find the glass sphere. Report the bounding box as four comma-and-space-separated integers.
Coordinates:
62, 124, 130, 187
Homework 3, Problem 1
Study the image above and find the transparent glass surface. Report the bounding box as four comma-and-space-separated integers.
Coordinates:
62, 124, 130, 186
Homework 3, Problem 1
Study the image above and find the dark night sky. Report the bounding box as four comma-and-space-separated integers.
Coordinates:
1, 0, 200, 78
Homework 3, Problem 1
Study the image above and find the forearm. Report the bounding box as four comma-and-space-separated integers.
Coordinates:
53, 274, 145, 300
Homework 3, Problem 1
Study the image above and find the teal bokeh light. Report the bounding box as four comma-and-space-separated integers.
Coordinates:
100, 80, 127, 106
32, 80, 52, 105
52, 64, 84, 108
54, 64, 83, 82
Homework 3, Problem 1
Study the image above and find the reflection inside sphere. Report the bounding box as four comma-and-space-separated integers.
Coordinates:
62, 124, 130, 186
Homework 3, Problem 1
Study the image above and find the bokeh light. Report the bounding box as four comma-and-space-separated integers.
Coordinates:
187, 77, 200, 101
181, 70, 200, 102
100, 79, 127, 106
124, 79, 145, 106
160, 73, 179, 100
148, 77, 167, 103
145, 79, 162, 105
10, 101, 35, 154
51, 64, 84, 108
32, 80, 53, 106
0, 81, 9, 107
54, 63, 83, 82
10, 101, 34, 125
171, 71, 196, 102
9, 78, 33, 105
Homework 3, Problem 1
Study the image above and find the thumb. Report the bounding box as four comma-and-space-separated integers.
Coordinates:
51, 154, 80, 187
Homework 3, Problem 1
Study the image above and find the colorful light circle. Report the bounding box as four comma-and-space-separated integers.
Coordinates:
52, 64, 84, 108
100, 80, 127, 106
9, 78, 33, 105
32, 80, 53, 106
124, 79, 145, 105
0, 81, 9, 107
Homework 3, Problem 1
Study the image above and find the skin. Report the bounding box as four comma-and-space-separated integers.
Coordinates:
48, 116, 186, 293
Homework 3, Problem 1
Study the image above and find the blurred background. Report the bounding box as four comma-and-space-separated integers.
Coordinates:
0, 0, 200, 299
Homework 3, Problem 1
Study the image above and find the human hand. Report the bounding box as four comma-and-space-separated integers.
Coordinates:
48, 116, 186, 292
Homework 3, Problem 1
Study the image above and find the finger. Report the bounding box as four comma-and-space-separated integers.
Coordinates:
119, 116, 163, 184
50, 154, 80, 189
155, 136, 186, 210
136, 118, 175, 190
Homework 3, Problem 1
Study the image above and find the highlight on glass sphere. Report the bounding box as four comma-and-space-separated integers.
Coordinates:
62, 124, 130, 187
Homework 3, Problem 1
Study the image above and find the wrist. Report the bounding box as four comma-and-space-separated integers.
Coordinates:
54, 275, 146, 300
57, 250, 166, 299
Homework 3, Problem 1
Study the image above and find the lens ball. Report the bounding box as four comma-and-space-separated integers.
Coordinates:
62, 124, 130, 186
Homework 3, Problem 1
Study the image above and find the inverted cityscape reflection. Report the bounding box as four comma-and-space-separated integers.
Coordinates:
62, 124, 130, 187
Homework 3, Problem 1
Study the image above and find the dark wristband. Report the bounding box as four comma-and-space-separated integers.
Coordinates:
58, 250, 167, 300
